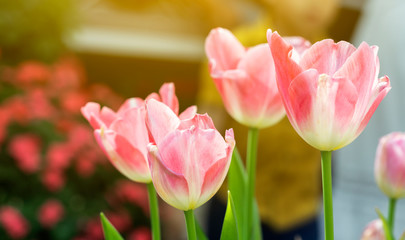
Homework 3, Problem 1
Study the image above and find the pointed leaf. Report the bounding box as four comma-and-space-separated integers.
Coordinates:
376, 208, 393, 240
100, 212, 124, 240
228, 147, 247, 239
195, 218, 208, 240
252, 200, 262, 240
220, 191, 239, 240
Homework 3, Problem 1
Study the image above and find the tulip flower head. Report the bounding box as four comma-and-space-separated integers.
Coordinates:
81, 83, 196, 183
361, 219, 385, 240
146, 99, 235, 210
205, 28, 300, 128
267, 29, 391, 151
375, 132, 405, 199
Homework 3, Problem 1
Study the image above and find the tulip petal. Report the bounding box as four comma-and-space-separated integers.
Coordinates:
287, 69, 319, 130
95, 129, 151, 183
385, 137, 405, 192
267, 30, 303, 106
300, 39, 356, 76
205, 28, 245, 73
117, 98, 145, 115
215, 69, 248, 122
178, 113, 215, 130
238, 44, 275, 85
197, 129, 235, 207
284, 37, 311, 60
159, 83, 179, 115
109, 107, 149, 158
358, 76, 391, 134
148, 144, 190, 210
145, 92, 161, 102
179, 105, 197, 120
333, 76, 358, 129
334, 42, 377, 107
236, 44, 285, 126
99, 107, 117, 128
146, 99, 180, 145
220, 69, 284, 128
81, 102, 103, 129
197, 156, 230, 207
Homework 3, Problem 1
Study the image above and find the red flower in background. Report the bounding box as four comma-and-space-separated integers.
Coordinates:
49, 57, 84, 91
0, 55, 149, 238
46, 142, 73, 170
128, 227, 152, 240
75, 149, 98, 177
60, 90, 89, 114
3, 97, 30, 124
8, 134, 41, 173
0, 206, 30, 239
42, 169, 65, 192
15, 61, 50, 85
26, 88, 55, 120
38, 199, 65, 228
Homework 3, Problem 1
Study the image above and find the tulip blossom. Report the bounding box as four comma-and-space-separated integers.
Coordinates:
146, 99, 235, 210
375, 132, 405, 199
361, 220, 385, 240
267, 29, 391, 151
81, 83, 196, 183
205, 28, 309, 128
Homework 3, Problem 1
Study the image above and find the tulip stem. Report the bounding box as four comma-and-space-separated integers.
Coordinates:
321, 151, 334, 240
184, 210, 197, 240
388, 198, 397, 235
147, 182, 161, 240
243, 127, 259, 240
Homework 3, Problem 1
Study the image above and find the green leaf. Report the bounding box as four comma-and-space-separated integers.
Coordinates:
228, 147, 247, 239
400, 232, 405, 240
252, 200, 262, 240
100, 212, 124, 240
220, 191, 239, 240
376, 208, 393, 240
195, 218, 208, 240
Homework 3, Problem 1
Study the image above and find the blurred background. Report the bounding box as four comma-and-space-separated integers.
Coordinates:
0, 0, 404, 239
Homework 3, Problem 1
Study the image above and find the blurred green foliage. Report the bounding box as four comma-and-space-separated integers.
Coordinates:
0, 0, 77, 65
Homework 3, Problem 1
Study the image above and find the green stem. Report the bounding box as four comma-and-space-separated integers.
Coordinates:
388, 198, 397, 235
147, 182, 161, 240
242, 128, 259, 240
184, 210, 197, 240
321, 151, 334, 240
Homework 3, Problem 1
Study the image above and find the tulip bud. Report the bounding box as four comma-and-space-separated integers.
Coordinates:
361, 219, 385, 240
375, 132, 405, 199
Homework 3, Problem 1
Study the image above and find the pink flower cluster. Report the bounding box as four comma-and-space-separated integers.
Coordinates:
0, 57, 125, 191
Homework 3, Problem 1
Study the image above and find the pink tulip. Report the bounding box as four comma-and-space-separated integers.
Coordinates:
146, 99, 235, 210
375, 132, 405, 199
205, 28, 310, 128
267, 29, 391, 150
361, 219, 385, 240
81, 83, 197, 183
